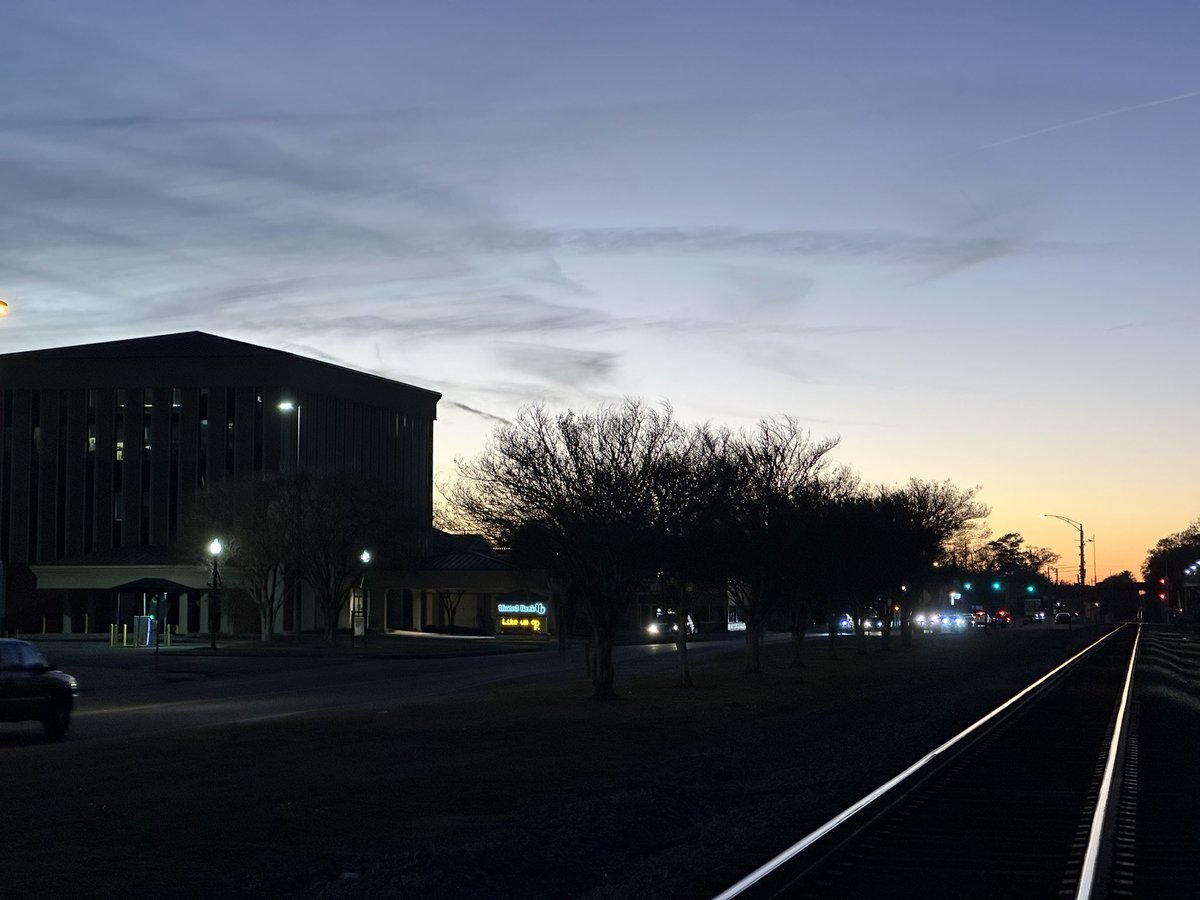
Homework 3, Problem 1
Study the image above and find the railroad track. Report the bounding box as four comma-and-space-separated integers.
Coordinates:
713, 623, 1196, 900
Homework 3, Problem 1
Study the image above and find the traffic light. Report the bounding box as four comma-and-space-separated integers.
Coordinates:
1158, 577, 1167, 602
1026, 584, 1036, 594
992, 581, 1002, 591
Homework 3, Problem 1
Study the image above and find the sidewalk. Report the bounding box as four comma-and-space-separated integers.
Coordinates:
26, 628, 550, 664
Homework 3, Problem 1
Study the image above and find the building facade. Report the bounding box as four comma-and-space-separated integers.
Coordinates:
0, 331, 441, 635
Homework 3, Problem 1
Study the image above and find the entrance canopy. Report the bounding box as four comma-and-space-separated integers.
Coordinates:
111, 577, 202, 595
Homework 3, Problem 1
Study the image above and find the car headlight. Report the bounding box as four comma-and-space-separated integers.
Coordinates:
647, 623, 659, 634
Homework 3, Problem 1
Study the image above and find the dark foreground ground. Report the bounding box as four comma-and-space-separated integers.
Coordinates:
6, 623, 1195, 899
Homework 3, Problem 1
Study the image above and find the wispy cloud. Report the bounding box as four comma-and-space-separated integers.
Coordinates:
493, 342, 620, 388
444, 400, 511, 425
455, 224, 1053, 268
1105, 316, 1197, 332
985, 88, 1200, 149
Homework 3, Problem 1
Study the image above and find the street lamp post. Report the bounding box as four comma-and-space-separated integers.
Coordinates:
352, 550, 371, 647
208, 538, 223, 650
1041, 514, 1086, 620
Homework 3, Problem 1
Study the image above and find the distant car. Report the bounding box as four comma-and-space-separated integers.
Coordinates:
646, 612, 696, 640
971, 610, 990, 628
993, 609, 1012, 627
839, 612, 885, 633
0, 639, 78, 739
1054, 612, 1072, 625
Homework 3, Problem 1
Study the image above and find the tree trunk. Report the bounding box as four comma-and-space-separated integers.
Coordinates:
259, 605, 274, 642
880, 613, 892, 651
791, 620, 808, 667
827, 616, 839, 659
900, 605, 913, 647
675, 617, 693, 688
591, 624, 616, 700
744, 619, 763, 673
323, 603, 337, 644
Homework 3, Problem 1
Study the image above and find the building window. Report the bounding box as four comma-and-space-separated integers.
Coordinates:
225, 387, 236, 475
85, 389, 96, 553
169, 388, 180, 536
113, 390, 124, 546
141, 389, 152, 545
56, 391, 68, 558
28, 390, 41, 561
198, 387, 209, 489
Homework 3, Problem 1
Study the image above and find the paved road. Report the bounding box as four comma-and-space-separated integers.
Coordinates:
11, 633, 763, 743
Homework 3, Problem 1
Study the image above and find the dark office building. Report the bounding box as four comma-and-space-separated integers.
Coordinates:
0, 331, 440, 633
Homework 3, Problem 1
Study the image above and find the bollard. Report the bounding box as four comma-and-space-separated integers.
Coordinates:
122, 623, 128, 647
85, 613, 90, 634
43, 616, 46, 635
110, 624, 116, 647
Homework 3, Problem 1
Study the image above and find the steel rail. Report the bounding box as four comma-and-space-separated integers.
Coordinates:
1076, 623, 1142, 900
713, 625, 1128, 900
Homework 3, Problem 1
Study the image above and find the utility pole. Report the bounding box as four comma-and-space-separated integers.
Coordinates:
1077, 522, 1086, 593
1042, 514, 1086, 620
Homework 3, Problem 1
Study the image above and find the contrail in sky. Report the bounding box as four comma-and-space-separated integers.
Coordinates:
985, 88, 1200, 148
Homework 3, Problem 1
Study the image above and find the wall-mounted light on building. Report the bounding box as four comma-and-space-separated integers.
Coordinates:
278, 400, 301, 466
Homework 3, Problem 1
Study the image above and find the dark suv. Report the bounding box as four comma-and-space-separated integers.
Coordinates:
0, 639, 78, 739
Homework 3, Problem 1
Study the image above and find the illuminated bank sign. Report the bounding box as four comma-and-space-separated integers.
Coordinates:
497, 602, 547, 616
496, 600, 548, 634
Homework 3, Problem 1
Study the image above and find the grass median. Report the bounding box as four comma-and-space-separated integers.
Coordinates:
5, 627, 1097, 898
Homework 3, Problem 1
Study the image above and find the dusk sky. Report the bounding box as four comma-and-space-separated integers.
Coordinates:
3, 2, 1197, 578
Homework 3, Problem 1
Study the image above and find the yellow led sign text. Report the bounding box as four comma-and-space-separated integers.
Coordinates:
499, 616, 543, 633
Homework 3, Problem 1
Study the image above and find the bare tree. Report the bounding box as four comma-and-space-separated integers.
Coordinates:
867, 480, 990, 649
651, 426, 733, 687
978, 532, 1059, 577
177, 474, 290, 641
781, 465, 861, 668
438, 589, 465, 629
449, 401, 684, 699
292, 470, 406, 644
712, 419, 840, 674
